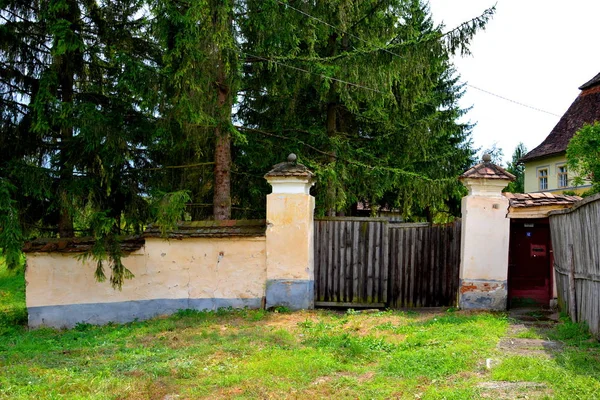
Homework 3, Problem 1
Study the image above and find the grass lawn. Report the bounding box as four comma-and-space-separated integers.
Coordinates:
1, 262, 599, 399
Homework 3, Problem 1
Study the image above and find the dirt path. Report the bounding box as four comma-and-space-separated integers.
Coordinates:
477, 308, 561, 399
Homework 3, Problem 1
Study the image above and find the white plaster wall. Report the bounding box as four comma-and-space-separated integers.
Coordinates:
460, 195, 510, 282
26, 237, 266, 308
265, 193, 314, 281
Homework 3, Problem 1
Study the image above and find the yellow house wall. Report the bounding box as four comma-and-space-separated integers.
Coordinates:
524, 154, 590, 194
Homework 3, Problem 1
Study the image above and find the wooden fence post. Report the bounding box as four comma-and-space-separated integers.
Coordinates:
568, 244, 577, 323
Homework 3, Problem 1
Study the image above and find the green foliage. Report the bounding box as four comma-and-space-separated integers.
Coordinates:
1, 0, 494, 286
0, 180, 23, 269
505, 142, 527, 193
0, 260, 27, 335
237, 0, 489, 220
567, 122, 600, 193
479, 143, 505, 166
1, 274, 599, 400
150, 190, 192, 236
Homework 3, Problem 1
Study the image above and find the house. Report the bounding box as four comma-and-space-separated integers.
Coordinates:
520, 72, 600, 194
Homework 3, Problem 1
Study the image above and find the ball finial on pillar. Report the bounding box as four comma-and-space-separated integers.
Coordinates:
287, 153, 297, 163
482, 153, 492, 163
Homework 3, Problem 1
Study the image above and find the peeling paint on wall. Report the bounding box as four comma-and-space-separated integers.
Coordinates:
459, 279, 507, 310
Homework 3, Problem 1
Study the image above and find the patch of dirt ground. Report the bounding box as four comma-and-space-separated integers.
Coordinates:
497, 337, 562, 358
478, 381, 553, 399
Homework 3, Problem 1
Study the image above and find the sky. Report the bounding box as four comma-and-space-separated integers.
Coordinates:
427, 0, 600, 165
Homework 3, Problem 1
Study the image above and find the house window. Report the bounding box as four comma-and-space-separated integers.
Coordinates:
558, 165, 568, 188
538, 168, 548, 190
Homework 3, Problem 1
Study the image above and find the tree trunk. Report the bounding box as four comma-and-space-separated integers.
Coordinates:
57, 76, 74, 238
326, 101, 337, 217
213, 67, 232, 220
325, 32, 339, 217
213, 125, 231, 220
56, 1, 78, 238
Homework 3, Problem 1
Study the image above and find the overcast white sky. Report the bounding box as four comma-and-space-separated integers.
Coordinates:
427, 1, 600, 165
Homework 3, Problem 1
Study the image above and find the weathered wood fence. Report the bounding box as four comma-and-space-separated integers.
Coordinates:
550, 193, 600, 337
314, 218, 461, 308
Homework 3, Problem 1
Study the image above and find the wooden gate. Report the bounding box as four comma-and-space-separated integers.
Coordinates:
314, 218, 461, 308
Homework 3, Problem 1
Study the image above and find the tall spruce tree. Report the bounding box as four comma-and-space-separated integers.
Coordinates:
0, 0, 169, 286
236, 0, 491, 219
506, 142, 527, 193
150, 0, 240, 220
1, 0, 495, 284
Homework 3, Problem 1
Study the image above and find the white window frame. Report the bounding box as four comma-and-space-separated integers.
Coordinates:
537, 167, 549, 191
557, 164, 568, 188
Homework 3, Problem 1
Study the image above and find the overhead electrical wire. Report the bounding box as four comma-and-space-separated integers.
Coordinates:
274, 0, 561, 118
243, 52, 384, 94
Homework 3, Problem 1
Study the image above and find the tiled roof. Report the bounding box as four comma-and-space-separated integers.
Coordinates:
504, 192, 581, 208
23, 236, 145, 253
579, 72, 600, 90
24, 220, 267, 252
144, 220, 266, 239
460, 161, 515, 181
264, 154, 313, 178
521, 72, 600, 163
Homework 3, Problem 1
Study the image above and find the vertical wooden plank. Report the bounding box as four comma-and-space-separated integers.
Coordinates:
418, 227, 426, 307
315, 221, 322, 301
317, 221, 323, 302
568, 244, 577, 323
420, 228, 431, 307
423, 226, 431, 307
388, 228, 396, 308
397, 228, 404, 307
373, 221, 382, 303
400, 227, 407, 308
336, 221, 344, 303
352, 221, 360, 303
436, 225, 443, 306
439, 225, 447, 305
314, 221, 319, 301
430, 225, 438, 307
365, 222, 374, 303
326, 220, 333, 302
344, 221, 351, 303
408, 228, 416, 307
415, 227, 423, 307
452, 220, 461, 305
407, 227, 414, 307
357, 221, 364, 303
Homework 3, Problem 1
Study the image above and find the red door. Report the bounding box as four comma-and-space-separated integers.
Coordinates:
508, 218, 553, 307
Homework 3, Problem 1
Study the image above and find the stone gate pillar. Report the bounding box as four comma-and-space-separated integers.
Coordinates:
459, 154, 515, 310
264, 154, 315, 310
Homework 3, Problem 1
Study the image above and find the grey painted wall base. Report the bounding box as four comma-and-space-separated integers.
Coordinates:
28, 297, 262, 329
265, 279, 314, 310
459, 279, 507, 310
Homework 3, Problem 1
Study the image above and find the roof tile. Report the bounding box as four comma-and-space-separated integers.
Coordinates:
521, 72, 600, 162
504, 192, 582, 208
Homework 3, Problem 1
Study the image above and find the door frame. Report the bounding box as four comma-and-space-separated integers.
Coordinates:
508, 218, 553, 308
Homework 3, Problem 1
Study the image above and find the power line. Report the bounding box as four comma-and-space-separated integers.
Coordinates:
275, 1, 560, 118
243, 52, 384, 94
274, 0, 408, 61
466, 84, 561, 117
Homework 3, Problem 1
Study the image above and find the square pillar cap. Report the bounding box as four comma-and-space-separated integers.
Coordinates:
265, 154, 314, 194
264, 153, 314, 181
459, 156, 515, 182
